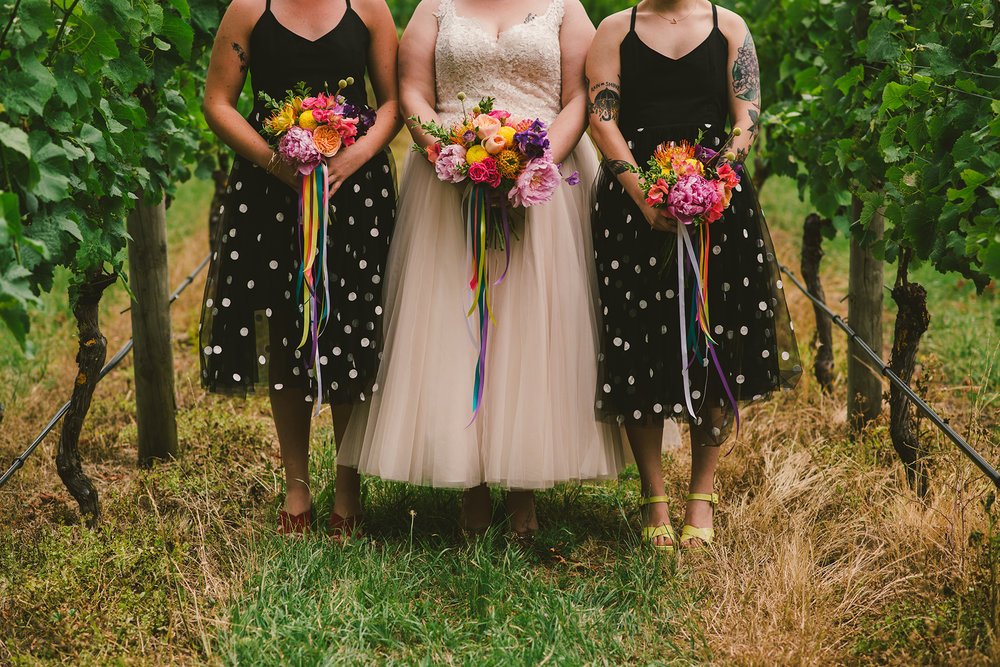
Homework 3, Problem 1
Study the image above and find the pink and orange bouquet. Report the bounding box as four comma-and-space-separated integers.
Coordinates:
630, 131, 742, 227
258, 79, 376, 411
413, 95, 576, 210
259, 78, 376, 174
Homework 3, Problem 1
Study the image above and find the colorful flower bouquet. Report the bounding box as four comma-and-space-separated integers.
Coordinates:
412, 94, 577, 419
259, 79, 376, 409
630, 132, 744, 429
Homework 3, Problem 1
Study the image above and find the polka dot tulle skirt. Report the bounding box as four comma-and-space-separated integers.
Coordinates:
592, 135, 801, 443
199, 150, 396, 405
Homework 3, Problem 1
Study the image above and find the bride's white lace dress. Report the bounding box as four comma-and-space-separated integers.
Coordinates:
339, 0, 623, 488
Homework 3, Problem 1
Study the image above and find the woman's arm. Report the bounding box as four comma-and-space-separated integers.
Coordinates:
545, 0, 594, 165
399, 0, 442, 150
327, 0, 403, 194
718, 8, 760, 163
202, 0, 298, 188
586, 12, 672, 231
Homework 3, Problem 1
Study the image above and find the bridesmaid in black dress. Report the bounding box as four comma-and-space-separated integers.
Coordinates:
201, 0, 401, 534
587, 0, 800, 551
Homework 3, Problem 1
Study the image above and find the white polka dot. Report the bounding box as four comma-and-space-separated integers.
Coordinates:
292, 367, 300, 376
665, 290, 675, 299
776, 280, 783, 289
203, 346, 212, 356
365, 198, 373, 207
381, 188, 389, 197
692, 390, 701, 399
611, 260, 619, 270
247, 280, 255, 289
375, 306, 383, 315
714, 325, 723, 335
230, 250, 239, 260
782, 351, 790, 360
349, 369, 358, 378
239, 327, 249, 336
238, 204, 247, 213
639, 300, 648, 309
333, 347, 342, 356
653, 403, 663, 413
740, 326, 749, 335
259, 355, 266, 365
370, 228, 379, 237
232, 373, 241, 382
673, 404, 683, 413
762, 349, 770, 358
229, 228, 237, 238
320, 356, 328, 365
206, 299, 213, 308
603, 384, 611, 393
273, 383, 283, 390
265, 308, 273, 317
354, 184, 361, 193
633, 410, 642, 419
649, 257, 657, 267
613, 337, 622, 347
759, 301, 767, 311
627, 375, 635, 385
222, 298, 231, 307
359, 259, 368, 269
736, 375, 745, 384
276, 212, 285, 222
212, 345, 222, 354
361, 338, 370, 347
712, 245, 721, 255
348, 292, 357, 301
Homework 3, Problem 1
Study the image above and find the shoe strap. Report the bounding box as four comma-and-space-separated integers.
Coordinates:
640, 495, 671, 506
681, 524, 715, 544
686, 492, 719, 506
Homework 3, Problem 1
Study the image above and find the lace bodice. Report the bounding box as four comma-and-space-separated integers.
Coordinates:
434, 0, 564, 126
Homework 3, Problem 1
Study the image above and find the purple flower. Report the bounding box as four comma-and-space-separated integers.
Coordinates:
565, 170, 580, 186
694, 145, 718, 163
278, 126, 323, 175
462, 130, 476, 144
434, 144, 468, 184
344, 103, 376, 134
514, 120, 550, 160
666, 174, 721, 225
508, 157, 560, 208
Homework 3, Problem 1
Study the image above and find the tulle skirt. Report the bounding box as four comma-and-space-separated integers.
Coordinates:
339, 140, 624, 489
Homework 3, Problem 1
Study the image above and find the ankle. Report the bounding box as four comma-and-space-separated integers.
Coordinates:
284, 487, 311, 515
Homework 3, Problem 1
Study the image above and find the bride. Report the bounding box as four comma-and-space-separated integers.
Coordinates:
339, 0, 622, 536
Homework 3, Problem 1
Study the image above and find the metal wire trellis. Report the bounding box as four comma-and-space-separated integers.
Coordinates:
0, 254, 210, 489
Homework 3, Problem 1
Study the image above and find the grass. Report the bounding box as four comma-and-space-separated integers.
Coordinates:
0, 147, 997, 664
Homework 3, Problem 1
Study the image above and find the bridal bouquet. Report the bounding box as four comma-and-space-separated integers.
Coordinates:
631, 132, 744, 431
259, 79, 376, 409
412, 94, 578, 419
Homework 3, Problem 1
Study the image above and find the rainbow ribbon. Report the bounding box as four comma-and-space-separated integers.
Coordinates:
675, 221, 740, 436
464, 184, 513, 423
296, 162, 331, 413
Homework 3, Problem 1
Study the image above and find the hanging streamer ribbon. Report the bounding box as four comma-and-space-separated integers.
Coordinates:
675, 222, 741, 436
295, 162, 331, 414
465, 185, 514, 423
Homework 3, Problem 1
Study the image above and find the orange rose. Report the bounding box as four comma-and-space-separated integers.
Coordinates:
484, 134, 507, 154
473, 114, 501, 140
312, 124, 342, 157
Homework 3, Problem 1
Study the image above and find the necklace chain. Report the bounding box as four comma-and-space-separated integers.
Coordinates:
650, 1, 698, 24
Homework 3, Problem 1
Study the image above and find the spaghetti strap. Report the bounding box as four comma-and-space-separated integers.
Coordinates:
629, 5, 638, 32
711, 3, 718, 27
345, 0, 351, 9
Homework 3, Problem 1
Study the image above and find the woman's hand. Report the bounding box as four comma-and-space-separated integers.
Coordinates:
326, 147, 369, 196
636, 199, 677, 233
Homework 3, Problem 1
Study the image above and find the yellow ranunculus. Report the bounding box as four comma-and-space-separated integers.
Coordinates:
467, 145, 489, 164
265, 104, 298, 135
298, 109, 318, 131
497, 125, 516, 148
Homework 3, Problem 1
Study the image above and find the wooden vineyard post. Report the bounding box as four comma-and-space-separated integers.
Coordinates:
847, 197, 885, 431
126, 195, 179, 466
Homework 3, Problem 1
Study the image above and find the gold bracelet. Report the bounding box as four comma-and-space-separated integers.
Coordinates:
264, 151, 280, 175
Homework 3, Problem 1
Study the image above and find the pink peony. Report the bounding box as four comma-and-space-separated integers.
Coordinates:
488, 109, 511, 120
645, 178, 670, 207
666, 174, 721, 225
279, 126, 323, 175
435, 143, 468, 183
507, 157, 560, 207
468, 157, 501, 188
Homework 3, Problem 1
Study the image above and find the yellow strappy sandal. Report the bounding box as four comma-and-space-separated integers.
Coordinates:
639, 495, 676, 553
680, 492, 719, 549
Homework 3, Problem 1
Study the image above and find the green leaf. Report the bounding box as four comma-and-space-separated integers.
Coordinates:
0, 123, 31, 159
881, 82, 909, 113
161, 14, 195, 59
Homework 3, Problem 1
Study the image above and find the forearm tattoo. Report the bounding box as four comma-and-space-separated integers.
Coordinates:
732, 32, 759, 102
587, 81, 621, 122
231, 42, 249, 74
604, 159, 632, 175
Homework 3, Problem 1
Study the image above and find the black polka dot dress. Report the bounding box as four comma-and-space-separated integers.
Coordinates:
199, 0, 395, 406
592, 5, 801, 443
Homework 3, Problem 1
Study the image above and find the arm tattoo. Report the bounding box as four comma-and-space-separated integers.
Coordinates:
748, 105, 760, 137
231, 42, 249, 74
604, 159, 632, 175
587, 82, 621, 122
732, 32, 759, 102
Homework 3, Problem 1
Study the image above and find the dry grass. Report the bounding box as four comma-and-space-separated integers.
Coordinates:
0, 164, 997, 664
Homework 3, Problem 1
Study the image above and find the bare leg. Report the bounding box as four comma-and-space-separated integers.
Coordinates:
331, 403, 362, 518
683, 416, 723, 547
461, 483, 492, 533
505, 490, 538, 536
270, 388, 313, 516
625, 422, 671, 548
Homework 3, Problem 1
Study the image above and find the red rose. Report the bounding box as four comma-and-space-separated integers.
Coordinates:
468, 157, 501, 187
